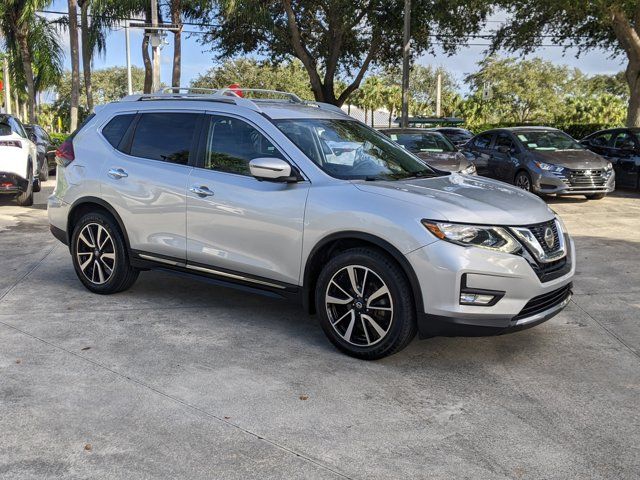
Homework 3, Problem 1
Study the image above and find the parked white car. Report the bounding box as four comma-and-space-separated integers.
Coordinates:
0, 114, 39, 206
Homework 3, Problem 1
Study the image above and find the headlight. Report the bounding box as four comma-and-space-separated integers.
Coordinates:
604, 161, 613, 171
422, 220, 521, 254
536, 162, 565, 173
555, 214, 568, 234
461, 163, 476, 175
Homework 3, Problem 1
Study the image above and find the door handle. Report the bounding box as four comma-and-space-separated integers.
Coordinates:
108, 168, 128, 179
189, 185, 215, 197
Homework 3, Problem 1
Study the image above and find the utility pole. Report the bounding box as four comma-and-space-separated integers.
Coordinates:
125, 21, 133, 95
435, 71, 442, 118
2, 55, 11, 114
150, 0, 161, 92
401, 0, 411, 128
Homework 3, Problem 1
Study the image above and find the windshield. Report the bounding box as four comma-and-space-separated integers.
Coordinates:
387, 132, 456, 153
516, 131, 584, 151
273, 119, 438, 180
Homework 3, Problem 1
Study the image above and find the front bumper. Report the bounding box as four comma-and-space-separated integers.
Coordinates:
533, 169, 615, 195
406, 235, 575, 338
0, 172, 29, 194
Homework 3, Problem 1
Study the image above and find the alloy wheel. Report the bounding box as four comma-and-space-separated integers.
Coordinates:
325, 265, 394, 346
516, 174, 531, 191
76, 223, 116, 285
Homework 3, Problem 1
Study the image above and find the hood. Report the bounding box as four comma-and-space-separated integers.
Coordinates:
353, 174, 554, 225
415, 151, 469, 172
530, 149, 608, 169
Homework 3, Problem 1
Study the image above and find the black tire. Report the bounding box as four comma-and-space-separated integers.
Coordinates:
71, 211, 139, 294
315, 247, 417, 360
585, 193, 606, 200
15, 164, 34, 206
514, 170, 533, 192
39, 157, 49, 182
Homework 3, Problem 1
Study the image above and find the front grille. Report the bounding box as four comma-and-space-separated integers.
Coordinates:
526, 220, 561, 255
562, 169, 606, 188
530, 255, 570, 282
513, 283, 572, 321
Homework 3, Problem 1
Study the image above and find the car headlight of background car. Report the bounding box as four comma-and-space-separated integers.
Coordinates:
461, 163, 477, 175
422, 220, 520, 254
604, 161, 613, 172
535, 162, 566, 173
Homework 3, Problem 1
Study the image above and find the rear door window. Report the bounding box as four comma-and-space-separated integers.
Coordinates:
102, 114, 135, 149
130, 112, 200, 165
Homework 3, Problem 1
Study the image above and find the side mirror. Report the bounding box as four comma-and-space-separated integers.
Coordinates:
249, 157, 296, 182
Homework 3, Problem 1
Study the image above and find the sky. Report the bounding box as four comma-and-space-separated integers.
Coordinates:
45, 1, 626, 96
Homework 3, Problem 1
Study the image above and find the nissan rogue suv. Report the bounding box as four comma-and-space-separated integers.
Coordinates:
48, 89, 575, 359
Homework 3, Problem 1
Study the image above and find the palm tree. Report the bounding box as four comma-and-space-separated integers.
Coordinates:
0, 0, 53, 123
67, 0, 80, 130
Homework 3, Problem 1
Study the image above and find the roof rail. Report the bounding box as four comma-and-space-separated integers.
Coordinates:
217, 88, 303, 103
120, 88, 263, 112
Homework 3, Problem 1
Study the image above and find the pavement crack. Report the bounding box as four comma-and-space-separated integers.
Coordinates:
0, 319, 355, 480
570, 299, 640, 361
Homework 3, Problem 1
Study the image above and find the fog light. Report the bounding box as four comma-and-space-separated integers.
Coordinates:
460, 293, 496, 305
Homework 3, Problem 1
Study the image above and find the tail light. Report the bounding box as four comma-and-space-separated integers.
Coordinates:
55, 139, 75, 167
0, 140, 22, 148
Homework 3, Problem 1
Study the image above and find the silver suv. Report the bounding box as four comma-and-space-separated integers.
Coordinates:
48, 89, 575, 359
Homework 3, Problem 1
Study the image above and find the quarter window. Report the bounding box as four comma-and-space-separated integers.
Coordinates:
204, 115, 283, 176
102, 114, 135, 149
130, 112, 199, 165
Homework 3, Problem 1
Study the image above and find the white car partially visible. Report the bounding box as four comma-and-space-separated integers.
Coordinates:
0, 114, 38, 206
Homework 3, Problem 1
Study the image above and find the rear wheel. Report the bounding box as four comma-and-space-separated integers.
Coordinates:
315, 248, 416, 360
71, 212, 139, 294
514, 171, 533, 192
585, 193, 606, 200
15, 164, 34, 206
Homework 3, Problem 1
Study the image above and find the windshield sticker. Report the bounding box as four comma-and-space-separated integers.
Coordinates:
518, 134, 528, 141
390, 134, 398, 141
421, 148, 444, 152
527, 143, 537, 148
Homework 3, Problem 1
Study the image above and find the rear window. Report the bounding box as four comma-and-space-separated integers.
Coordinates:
102, 114, 135, 149
129, 112, 199, 165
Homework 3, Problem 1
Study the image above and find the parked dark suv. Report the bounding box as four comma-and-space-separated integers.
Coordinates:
24, 124, 53, 181
462, 127, 615, 200
580, 128, 640, 191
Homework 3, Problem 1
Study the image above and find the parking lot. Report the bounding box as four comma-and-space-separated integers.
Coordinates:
1, 180, 639, 479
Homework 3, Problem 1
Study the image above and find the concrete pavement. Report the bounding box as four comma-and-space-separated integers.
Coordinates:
1, 181, 639, 479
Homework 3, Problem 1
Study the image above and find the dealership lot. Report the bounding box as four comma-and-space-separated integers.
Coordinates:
1, 181, 639, 479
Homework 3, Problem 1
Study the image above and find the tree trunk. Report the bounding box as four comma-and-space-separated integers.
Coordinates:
142, 34, 152, 93
15, 27, 37, 123
68, 0, 81, 131
171, 0, 182, 89
80, 1, 94, 112
625, 62, 640, 126
611, 8, 640, 126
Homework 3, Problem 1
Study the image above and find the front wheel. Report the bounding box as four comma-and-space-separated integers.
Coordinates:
585, 193, 606, 200
71, 212, 139, 294
514, 171, 533, 192
315, 248, 417, 360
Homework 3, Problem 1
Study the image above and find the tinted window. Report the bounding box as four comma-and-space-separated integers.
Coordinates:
275, 118, 438, 180
102, 114, 135, 149
589, 132, 612, 147
9, 117, 27, 138
473, 133, 492, 149
494, 133, 515, 150
612, 131, 635, 150
130, 113, 199, 165
204, 115, 282, 175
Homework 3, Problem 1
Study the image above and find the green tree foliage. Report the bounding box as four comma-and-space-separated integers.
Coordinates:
462, 57, 626, 129
203, 0, 493, 106
491, 0, 640, 127
54, 66, 145, 130
190, 58, 315, 100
